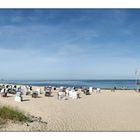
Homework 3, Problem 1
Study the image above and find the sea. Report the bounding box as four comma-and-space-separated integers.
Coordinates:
0, 80, 138, 90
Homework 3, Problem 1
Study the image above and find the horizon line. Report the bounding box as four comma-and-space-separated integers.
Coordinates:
0, 79, 137, 81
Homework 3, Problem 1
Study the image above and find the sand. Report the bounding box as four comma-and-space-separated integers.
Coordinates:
0, 87, 140, 131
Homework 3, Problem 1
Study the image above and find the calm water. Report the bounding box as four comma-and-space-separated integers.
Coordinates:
0, 80, 138, 89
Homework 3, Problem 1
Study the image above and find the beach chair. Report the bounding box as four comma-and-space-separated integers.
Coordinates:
66, 88, 70, 96
89, 87, 93, 94
111, 87, 116, 92
96, 88, 101, 93
36, 89, 41, 94
60, 86, 64, 89
57, 92, 66, 100
84, 89, 90, 95
8, 86, 16, 94
69, 90, 78, 99
45, 87, 52, 97
15, 91, 22, 102
32, 91, 39, 98
1, 88, 7, 97
26, 88, 31, 95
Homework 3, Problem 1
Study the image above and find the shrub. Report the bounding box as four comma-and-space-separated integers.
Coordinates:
0, 106, 31, 123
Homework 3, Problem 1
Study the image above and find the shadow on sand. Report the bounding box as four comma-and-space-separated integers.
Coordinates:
22, 99, 30, 102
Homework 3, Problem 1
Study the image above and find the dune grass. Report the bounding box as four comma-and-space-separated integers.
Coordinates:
0, 105, 31, 124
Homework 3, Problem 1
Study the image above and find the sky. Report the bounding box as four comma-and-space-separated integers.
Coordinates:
0, 9, 140, 80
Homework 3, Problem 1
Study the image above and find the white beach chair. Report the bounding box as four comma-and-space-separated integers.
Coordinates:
66, 88, 70, 96
15, 96, 22, 102
69, 90, 78, 99
58, 92, 65, 100
1, 88, 5, 93
60, 86, 64, 90
32, 90, 39, 98
26, 89, 31, 95
1, 88, 7, 97
36, 89, 41, 94
45, 87, 52, 96
96, 88, 101, 93
15, 91, 22, 102
89, 87, 93, 93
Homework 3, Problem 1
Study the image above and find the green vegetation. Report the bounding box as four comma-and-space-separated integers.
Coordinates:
0, 105, 31, 124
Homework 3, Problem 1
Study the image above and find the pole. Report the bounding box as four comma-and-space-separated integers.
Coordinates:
135, 69, 138, 91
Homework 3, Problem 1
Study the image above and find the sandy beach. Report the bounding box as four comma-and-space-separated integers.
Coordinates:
0, 86, 140, 131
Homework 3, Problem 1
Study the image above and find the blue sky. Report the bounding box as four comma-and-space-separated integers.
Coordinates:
0, 9, 139, 80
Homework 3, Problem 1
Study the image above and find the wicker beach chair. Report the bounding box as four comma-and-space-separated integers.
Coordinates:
69, 90, 79, 99
45, 87, 52, 97
1, 88, 7, 97
32, 91, 39, 98
15, 91, 23, 102
84, 89, 90, 95
57, 92, 66, 100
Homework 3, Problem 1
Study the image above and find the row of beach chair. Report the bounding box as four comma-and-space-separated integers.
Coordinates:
0, 84, 101, 102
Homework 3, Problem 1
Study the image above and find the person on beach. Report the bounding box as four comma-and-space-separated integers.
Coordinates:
30, 86, 32, 91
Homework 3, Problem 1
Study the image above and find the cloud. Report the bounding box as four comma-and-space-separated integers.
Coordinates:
0, 9, 139, 80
